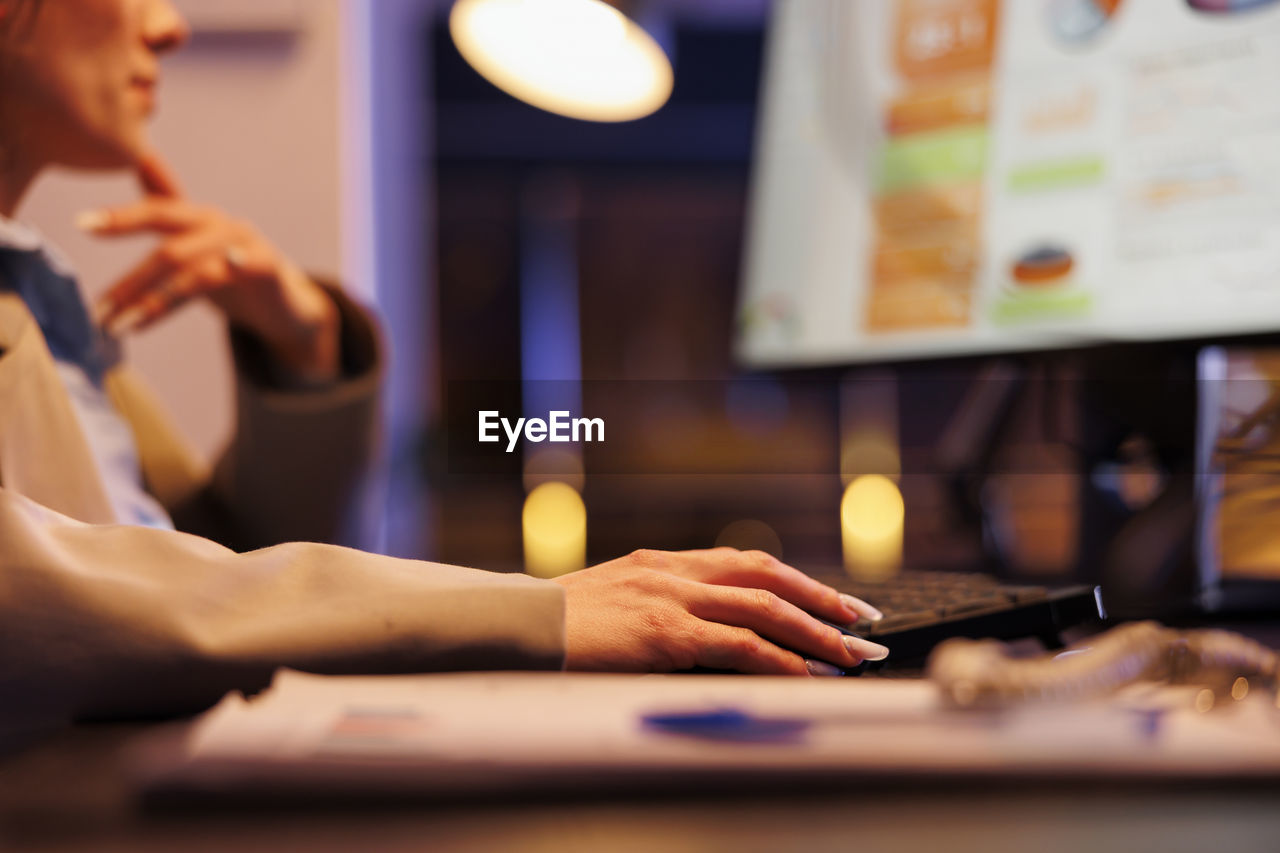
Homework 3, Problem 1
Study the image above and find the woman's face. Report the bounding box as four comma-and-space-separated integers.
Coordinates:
1, 0, 188, 171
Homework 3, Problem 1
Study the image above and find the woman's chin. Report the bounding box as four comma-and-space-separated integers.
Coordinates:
63, 132, 149, 173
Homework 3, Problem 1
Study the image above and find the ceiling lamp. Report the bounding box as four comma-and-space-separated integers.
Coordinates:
449, 0, 674, 123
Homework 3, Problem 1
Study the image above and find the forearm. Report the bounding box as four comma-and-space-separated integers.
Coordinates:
0, 488, 565, 726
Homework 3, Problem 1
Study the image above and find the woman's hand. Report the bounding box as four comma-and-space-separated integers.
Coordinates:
80, 153, 341, 383
552, 548, 888, 675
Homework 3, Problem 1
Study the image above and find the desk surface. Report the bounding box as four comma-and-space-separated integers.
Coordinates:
8, 623, 1280, 853
4, 722, 1280, 853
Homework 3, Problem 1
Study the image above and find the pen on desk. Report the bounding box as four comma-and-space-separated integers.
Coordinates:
640, 709, 810, 743
639, 704, 1007, 745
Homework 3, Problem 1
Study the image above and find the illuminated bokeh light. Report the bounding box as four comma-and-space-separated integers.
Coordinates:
523, 482, 587, 578
841, 474, 904, 581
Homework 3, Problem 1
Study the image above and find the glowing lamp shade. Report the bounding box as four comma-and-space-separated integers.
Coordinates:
449, 0, 674, 122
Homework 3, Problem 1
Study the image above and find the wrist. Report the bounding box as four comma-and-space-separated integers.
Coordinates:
256, 267, 342, 385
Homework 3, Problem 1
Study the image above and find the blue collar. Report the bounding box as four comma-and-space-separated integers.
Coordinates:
0, 225, 121, 387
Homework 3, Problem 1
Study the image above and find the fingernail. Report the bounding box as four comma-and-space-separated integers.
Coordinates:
106, 305, 147, 337
805, 659, 844, 677
840, 593, 883, 622
844, 635, 889, 661
75, 210, 110, 231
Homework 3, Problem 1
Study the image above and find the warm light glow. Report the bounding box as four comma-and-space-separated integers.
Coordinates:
840, 427, 901, 486
841, 475, 904, 580
523, 481, 587, 578
450, 0, 674, 122
714, 519, 784, 560
523, 447, 585, 493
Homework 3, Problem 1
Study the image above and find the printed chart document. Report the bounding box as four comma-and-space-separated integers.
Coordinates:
140, 670, 1280, 798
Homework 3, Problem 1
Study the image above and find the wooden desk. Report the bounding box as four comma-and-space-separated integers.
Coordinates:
4, 721, 1280, 853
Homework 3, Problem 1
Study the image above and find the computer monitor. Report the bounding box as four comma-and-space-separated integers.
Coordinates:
737, 0, 1280, 369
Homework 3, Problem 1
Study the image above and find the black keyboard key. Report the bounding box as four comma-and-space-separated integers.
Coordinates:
937, 595, 1008, 616
1001, 585, 1050, 603
867, 610, 941, 632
